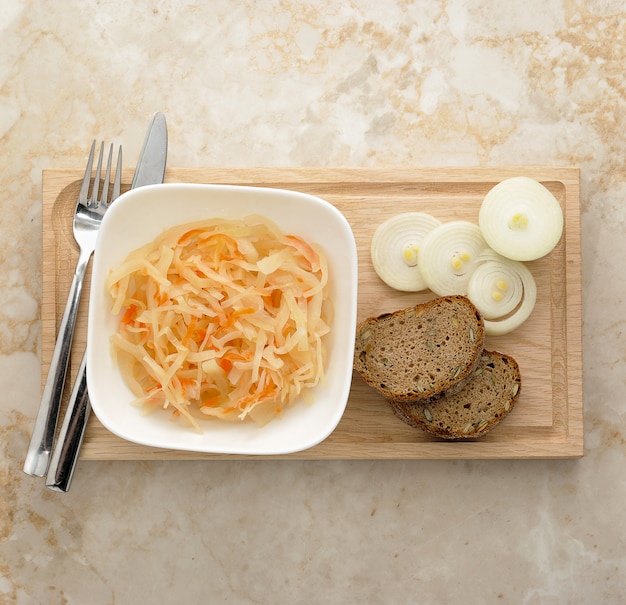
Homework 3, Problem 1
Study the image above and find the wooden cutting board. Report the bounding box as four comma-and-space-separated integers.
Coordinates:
41, 167, 583, 459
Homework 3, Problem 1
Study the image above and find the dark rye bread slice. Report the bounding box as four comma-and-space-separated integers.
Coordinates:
389, 350, 521, 439
353, 295, 484, 403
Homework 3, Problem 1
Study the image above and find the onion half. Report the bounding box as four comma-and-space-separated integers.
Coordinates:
467, 249, 537, 335
417, 220, 488, 296
370, 212, 441, 291
479, 176, 564, 261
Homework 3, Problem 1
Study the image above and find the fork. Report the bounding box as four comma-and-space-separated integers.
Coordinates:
23, 141, 122, 477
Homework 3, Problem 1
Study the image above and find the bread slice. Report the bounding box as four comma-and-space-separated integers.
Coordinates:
353, 295, 485, 403
389, 350, 521, 439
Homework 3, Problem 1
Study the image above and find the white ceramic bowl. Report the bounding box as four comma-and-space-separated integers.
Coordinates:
87, 183, 358, 455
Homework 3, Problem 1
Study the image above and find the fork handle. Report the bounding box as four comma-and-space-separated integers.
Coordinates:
23, 248, 92, 477
46, 350, 91, 492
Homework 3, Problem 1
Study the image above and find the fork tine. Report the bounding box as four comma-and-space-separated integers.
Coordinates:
78, 140, 96, 204
101, 143, 114, 206
112, 145, 122, 202
90, 142, 105, 206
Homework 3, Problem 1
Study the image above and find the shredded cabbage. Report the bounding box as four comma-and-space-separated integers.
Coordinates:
106, 215, 331, 430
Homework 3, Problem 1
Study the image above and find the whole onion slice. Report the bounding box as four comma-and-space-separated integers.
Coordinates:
467, 249, 537, 335
370, 212, 441, 291
417, 220, 488, 295
479, 176, 564, 261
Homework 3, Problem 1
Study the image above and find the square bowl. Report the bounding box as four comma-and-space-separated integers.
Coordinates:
87, 183, 358, 455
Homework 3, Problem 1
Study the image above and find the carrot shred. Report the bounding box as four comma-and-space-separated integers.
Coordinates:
120, 303, 137, 325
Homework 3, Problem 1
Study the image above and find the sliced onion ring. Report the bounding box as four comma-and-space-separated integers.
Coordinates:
417, 220, 488, 296
467, 249, 537, 335
370, 212, 441, 291
479, 176, 564, 261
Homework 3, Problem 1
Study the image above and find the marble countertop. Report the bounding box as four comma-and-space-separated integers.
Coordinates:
2, 1, 624, 602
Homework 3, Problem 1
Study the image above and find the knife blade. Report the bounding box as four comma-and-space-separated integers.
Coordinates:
45, 112, 168, 492
131, 111, 167, 188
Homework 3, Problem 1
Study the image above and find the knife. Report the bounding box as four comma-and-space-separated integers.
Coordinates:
45, 112, 168, 492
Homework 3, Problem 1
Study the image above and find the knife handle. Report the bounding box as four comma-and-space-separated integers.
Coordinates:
45, 350, 91, 492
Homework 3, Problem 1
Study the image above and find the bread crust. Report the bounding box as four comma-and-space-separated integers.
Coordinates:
353, 295, 485, 403
389, 350, 521, 439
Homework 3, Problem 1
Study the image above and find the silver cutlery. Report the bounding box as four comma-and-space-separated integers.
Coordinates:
23, 141, 122, 477
44, 352, 90, 491
45, 112, 168, 491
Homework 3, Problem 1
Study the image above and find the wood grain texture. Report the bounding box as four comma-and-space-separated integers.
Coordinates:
41, 166, 583, 459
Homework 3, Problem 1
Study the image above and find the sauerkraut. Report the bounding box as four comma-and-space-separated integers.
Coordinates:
106, 215, 331, 429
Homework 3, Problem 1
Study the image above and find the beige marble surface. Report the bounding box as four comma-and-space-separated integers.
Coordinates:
2, 0, 625, 602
